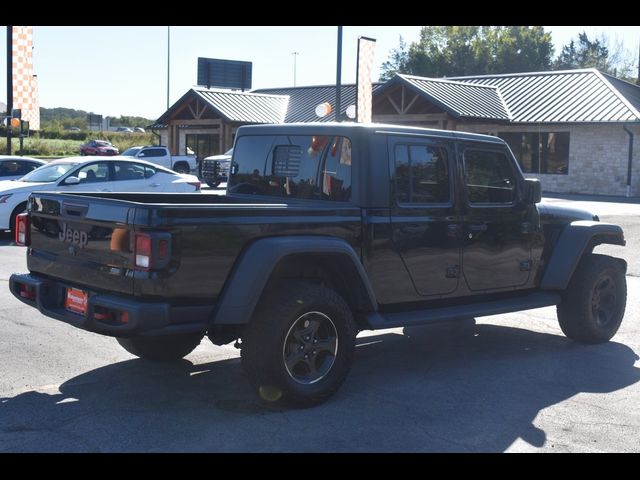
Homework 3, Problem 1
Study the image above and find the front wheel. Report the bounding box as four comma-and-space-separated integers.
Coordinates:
116, 332, 204, 361
557, 254, 627, 344
241, 282, 357, 408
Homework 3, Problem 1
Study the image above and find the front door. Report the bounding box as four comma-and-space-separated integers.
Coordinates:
460, 145, 533, 291
389, 137, 461, 297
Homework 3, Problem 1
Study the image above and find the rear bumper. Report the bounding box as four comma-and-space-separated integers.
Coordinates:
9, 273, 212, 337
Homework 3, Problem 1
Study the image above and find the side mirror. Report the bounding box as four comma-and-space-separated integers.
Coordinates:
524, 178, 542, 204
63, 176, 80, 185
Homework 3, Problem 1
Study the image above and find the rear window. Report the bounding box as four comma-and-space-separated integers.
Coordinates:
228, 135, 352, 202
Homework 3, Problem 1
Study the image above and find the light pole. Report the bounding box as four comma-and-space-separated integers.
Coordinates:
292, 51, 299, 87
336, 26, 343, 122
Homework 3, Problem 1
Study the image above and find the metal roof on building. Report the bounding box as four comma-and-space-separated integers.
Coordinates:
149, 68, 640, 130
253, 83, 383, 122
150, 88, 288, 129
449, 69, 640, 123
380, 74, 511, 121
193, 88, 288, 124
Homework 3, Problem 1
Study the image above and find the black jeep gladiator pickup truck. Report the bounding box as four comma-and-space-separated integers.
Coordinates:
10, 123, 627, 407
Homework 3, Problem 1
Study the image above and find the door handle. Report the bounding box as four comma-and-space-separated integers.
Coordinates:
400, 224, 427, 235
101, 189, 112, 192
150, 183, 160, 187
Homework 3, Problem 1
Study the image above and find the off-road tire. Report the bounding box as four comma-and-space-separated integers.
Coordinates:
241, 282, 357, 408
116, 332, 204, 361
557, 253, 627, 344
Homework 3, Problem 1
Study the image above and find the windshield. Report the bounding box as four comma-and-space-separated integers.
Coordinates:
121, 147, 141, 157
96, 141, 111, 147
20, 163, 78, 183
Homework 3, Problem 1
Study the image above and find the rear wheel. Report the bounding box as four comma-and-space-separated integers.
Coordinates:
173, 162, 190, 174
116, 332, 204, 361
206, 181, 221, 188
241, 282, 357, 408
557, 254, 627, 344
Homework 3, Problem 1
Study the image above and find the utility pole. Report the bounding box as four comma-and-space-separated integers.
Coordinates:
167, 26, 171, 109
292, 52, 299, 87
335, 26, 343, 122
6, 26, 13, 155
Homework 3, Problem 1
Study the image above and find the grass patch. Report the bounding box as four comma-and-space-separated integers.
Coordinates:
0, 132, 157, 157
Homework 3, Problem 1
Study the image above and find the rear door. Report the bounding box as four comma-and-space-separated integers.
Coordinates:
27, 192, 135, 295
388, 136, 461, 297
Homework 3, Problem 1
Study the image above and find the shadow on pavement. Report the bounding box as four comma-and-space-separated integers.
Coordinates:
1, 320, 639, 452
0, 231, 14, 246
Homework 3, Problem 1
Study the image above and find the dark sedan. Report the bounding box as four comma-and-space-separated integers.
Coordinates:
80, 140, 119, 156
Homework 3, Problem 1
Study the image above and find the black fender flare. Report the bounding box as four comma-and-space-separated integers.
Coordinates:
541, 221, 626, 290
210, 236, 377, 325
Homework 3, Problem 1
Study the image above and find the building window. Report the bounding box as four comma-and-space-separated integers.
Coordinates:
498, 132, 569, 175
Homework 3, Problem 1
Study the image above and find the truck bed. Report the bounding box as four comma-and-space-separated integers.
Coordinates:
25, 191, 361, 302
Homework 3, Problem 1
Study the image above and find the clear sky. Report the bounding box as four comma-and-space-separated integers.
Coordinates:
1, 26, 638, 121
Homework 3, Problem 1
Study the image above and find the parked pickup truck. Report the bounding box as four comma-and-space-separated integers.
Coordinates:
199, 148, 232, 188
120, 145, 196, 174
10, 123, 627, 408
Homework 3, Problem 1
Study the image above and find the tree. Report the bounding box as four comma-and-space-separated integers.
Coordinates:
555, 32, 609, 71
555, 31, 638, 81
380, 36, 409, 80
380, 26, 554, 79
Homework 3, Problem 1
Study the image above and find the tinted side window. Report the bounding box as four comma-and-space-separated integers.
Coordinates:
19, 161, 42, 175
139, 148, 166, 158
0, 161, 20, 177
144, 165, 157, 178
464, 150, 516, 204
229, 135, 352, 202
113, 162, 146, 181
394, 144, 450, 204
76, 162, 109, 183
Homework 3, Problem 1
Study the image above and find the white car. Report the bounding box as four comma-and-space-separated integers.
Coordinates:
0, 156, 47, 180
0, 156, 201, 233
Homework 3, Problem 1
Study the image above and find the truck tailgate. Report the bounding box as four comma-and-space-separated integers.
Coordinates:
27, 192, 135, 296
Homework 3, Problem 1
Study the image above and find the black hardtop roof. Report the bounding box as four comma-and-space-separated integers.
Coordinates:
235, 122, 504, 144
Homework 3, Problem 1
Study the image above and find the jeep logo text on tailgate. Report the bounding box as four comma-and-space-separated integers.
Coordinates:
59, 223, 88, 248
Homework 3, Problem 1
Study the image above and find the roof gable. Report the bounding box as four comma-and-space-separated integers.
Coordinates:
388, 74, 511, 121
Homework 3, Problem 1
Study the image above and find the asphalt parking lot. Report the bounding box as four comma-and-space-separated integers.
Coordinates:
0, 195, 638, 452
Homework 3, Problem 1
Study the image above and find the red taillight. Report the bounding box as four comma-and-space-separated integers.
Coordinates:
187, 181, 201, 191
133, 232, 171, 271
15, 213, 30, 246
19, 283, 36, 300
135, 233, 152, 269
